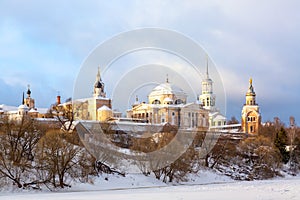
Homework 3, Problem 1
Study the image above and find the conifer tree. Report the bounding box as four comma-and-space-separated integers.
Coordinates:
274, 127, 290, 164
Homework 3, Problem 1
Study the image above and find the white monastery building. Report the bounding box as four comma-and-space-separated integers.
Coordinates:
0, 64, 262, 135
126, 77, 209, 130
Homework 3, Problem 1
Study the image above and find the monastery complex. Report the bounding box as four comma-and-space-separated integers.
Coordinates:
0, 65, 261, 135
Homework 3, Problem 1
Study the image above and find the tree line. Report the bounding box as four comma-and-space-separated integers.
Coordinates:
0, 114, 299, 190
0, 116, 98, 190
205, 116, 300, 180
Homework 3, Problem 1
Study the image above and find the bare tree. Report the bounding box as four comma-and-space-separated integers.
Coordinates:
49, 98, 76, 132
35, 130, 84, 188
0, 116, 45, 188
227, 116, 239, 125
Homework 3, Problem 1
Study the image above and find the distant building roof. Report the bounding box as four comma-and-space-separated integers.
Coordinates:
98, 105, 111, 111
149, 82, 187, 98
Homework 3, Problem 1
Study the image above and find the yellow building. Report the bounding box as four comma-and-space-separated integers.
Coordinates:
241, 78, 261, 134
126, 78, 209, 130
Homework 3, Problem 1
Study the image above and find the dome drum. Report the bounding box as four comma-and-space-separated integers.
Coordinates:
148, 82, 187, 105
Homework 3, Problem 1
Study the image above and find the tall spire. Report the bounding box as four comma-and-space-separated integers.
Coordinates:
206, 54, 209, 79
166, 74, 169, 83
247, 77, 255, 95
200, 54, 215, 109
22, 92, 25, 105
245, 77, 256, 106
96, 66, 101, 81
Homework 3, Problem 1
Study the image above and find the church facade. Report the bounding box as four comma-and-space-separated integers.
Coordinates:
126, 78, 209, 130
69, 68, 114, 121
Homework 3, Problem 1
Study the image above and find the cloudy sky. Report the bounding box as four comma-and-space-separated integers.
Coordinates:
0, 0, 299, 124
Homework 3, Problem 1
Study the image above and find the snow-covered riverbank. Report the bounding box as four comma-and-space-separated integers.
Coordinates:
1, 171, 299, 200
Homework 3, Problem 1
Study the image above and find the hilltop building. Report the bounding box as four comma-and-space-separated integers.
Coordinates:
25, 85, 35, 109
0, 85, 48, 121
60, 67, 121, 121
241, 78, 261, 134
0, 64, 263, 136
126, 77, 209, 130
199, 59, 226, 127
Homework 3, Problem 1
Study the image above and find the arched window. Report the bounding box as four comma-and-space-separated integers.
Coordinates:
152, 99, 161, 104
250, 126, 254, 132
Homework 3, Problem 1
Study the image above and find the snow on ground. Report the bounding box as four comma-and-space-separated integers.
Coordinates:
69, 169, 232, 191
1, 172, 299, 200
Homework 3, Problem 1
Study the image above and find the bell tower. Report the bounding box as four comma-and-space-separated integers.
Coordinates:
199, 56, 216, 111
241, 78, 261, 134
93, 67, 106, 98
25, 84, 35, 109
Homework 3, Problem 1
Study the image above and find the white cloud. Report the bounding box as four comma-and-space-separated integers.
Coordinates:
0, 0, 300, 122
